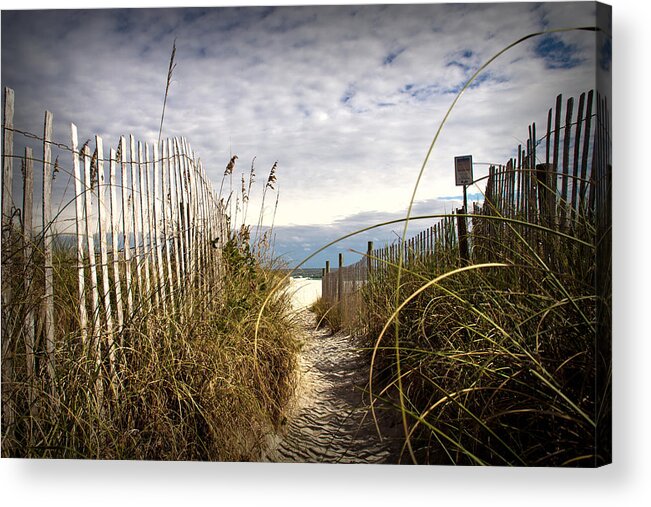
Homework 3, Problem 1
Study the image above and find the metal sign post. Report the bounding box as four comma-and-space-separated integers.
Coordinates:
454, 155, 473, 213
463, 184, 467, 215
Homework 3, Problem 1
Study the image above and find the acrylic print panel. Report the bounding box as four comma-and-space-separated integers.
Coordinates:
1, 2, 611, 466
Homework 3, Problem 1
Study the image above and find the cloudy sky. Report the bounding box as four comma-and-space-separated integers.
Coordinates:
1, 1, 608, 267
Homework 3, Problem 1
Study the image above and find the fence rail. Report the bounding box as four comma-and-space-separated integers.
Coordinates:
322, 89, 611, 312
1, 87, 227, 398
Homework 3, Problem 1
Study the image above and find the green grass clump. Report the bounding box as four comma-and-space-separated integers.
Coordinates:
2, 230, 299, 461
358, 210, 609, 466
310, 296, 341, 332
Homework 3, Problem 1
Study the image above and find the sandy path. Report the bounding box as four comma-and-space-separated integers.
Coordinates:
263, 311, 402, 464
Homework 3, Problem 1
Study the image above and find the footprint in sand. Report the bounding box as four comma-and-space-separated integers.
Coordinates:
263, 309, 402, 464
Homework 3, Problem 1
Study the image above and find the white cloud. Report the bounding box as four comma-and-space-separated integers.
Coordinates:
270, 194, 469, 268
1, 2, 607, 265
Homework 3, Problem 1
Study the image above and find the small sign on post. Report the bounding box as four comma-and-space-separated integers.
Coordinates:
454, 155, 473, 186
455, 154, 473, 226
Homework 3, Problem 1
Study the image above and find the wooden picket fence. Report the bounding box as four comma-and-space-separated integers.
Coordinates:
1, 87, 227, 402
321, 89, 611, 316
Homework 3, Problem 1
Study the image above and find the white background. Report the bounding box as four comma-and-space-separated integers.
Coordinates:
1, 0, 648, 505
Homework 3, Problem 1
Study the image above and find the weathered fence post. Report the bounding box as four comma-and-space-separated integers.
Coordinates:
120, 136, 134, 321
96, 136, 116, 374
185, 139, 199, 291
337, 253, 343, 303
83, 144, 100, 358
1, 89, 14, 266
160, 140, 175, 311
367, 241, 373, 281
2, 90, 14, 293
109, 147, 124, 333
528, 124, 538, 229
152, 143, 166, 311
536, 163, 556, 230
71, 124, 88, 346
579, 90, 594, 215
22, 147, 36, 416
324, 260, 330, 303
196, 159, 209, 297
139, 141, 152, 309
560, 96, 574, 232
551, 94, 562, 199
169, 139, 183, 304
145, 143, 158, 308
174, 138, 189, 294
570, 92, 586, 224
456, 207, 469, 264
1, 87, 16, 442
41, 113, 55, 389
130, 136, 143, 305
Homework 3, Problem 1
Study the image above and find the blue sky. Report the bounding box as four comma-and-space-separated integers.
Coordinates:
1, 1, 607, 268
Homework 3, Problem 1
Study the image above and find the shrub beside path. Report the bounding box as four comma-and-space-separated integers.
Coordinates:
263, 311, 402, 464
